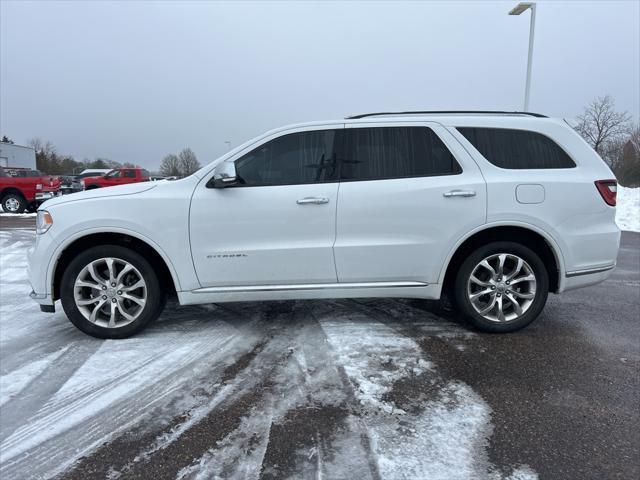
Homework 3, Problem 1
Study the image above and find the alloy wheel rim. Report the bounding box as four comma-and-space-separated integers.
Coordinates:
467, 253, 537, 323
73, 257, 147, 328
5, 198, 20, 212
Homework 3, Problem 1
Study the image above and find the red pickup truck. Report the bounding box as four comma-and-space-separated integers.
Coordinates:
0, 167, 61, 213
82, 168, 150, 190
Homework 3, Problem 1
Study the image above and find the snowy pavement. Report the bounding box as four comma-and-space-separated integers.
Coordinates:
1, 229, 639, 480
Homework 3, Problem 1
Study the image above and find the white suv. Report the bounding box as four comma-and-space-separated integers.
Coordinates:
28, 111, 620, 338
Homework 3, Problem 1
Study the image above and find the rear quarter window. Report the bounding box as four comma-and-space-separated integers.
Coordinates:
457, 127, 576, 169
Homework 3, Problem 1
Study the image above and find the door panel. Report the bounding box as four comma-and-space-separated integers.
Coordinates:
334, 122, 486, 284
190, 184, 339, 286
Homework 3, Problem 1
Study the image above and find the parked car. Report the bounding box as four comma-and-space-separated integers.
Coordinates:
28, 111, 620, 338
82, 168, 150, 189
0, 166, 61, 213
59, 175, 83, 194
67, 170, 110, 192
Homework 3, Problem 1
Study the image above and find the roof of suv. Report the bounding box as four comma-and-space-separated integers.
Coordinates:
260, 112, 566, 135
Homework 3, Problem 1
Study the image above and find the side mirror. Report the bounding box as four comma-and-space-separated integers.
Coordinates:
208, 161, 238, 188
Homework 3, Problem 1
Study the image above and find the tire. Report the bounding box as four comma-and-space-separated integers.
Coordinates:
453, 241, 549, 333
1, 193, 27, 214
85, 185, 100, 190
60, 245, 165, 339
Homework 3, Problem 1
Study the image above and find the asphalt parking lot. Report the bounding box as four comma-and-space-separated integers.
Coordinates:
0, 216, 638, 480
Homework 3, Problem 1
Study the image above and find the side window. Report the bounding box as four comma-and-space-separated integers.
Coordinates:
141, 169, 150, 177
457, 127, 576, 169
107, 170, 121, 178
124, 170, 136, 178
235, 130, 338, 186
340, 127, 462, 181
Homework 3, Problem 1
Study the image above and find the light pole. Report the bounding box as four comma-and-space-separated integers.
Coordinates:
509, 2, 536, 111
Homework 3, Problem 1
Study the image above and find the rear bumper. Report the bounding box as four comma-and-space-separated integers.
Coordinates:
561, 263, 616, 292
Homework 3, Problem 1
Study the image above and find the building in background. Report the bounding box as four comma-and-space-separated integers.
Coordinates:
0, 143, 36, 169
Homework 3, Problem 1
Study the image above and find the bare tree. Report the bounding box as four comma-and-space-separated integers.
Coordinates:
28, 138, 56, 157
178, 148, 201, 176
159, 154, 181, 177
575, 95, 632, 154
28, 138, 58, 172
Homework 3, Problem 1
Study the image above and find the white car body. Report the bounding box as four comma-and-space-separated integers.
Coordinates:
28, 113, 620, 323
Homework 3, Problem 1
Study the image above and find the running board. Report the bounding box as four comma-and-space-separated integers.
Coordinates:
192, 281, 428, 294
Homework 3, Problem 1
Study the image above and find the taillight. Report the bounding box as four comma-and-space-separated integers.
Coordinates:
595, 180, 617, 206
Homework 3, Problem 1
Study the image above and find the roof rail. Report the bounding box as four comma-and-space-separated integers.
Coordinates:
345, 110, 548, 120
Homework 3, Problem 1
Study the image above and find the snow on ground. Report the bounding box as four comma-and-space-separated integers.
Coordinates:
0, 229, 537, 479
0, 205, 36, 217
616, 186, 640, 232
0, 230, 263, 477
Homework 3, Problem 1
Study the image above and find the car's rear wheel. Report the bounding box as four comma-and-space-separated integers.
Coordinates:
453, 242, 549, 333
60, 245, 165, 339
1, 193, 27, 213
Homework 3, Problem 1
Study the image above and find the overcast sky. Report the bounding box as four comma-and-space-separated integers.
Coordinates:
1, 0, 639, 169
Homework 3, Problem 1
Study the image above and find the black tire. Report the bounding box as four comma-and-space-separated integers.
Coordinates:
453, 241, 549, 333
1, 193, 27, 213
60, 245, 165, 339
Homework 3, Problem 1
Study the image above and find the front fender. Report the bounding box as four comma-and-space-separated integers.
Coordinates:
45, 226, 184, 299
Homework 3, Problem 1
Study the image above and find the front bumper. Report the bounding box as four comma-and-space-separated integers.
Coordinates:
27, 232, 57, 307
35, 191, 62, 201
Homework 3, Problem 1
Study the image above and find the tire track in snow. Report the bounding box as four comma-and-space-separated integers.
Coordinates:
337, 298, 538, 480
104, 316, 300, 478
0, 341, 102, 444
174, 301, 380, 480
0, 306, 262, 480
256, 303, 381, 480
60, 302, 301, 479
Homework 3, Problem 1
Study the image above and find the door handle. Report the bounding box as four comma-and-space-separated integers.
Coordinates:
297, 197, 329, 205
443, 189, 476, 198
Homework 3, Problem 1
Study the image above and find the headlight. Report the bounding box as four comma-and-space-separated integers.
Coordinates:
36, 210, 53, 234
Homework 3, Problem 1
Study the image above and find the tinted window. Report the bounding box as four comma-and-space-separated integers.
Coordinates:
124, 170, 136, 178
106, 170, 121, 178
457, 127, 576, 169
235, 130, 338, 186
340, 127, 461, 181
141, 169, 150, 177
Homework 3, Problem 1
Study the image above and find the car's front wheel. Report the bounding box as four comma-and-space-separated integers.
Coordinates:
453, 242, 549, 333
60, 245, 165, 338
